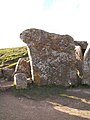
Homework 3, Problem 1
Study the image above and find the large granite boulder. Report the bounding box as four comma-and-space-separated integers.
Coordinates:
14, 73, 27, 89
20, 28, 78, 87
14, 58, 31, 78
82, 44, 90, 85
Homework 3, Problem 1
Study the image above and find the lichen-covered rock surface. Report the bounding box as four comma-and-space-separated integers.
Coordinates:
20, 28, 78, 87
0, 67, 14, 80
74, 41, 88, 50
82, 44, 90, 85
14, 73, 27, 89
14, 58, 31, 78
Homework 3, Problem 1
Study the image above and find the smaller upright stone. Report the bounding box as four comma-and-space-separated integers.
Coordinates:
14, 73, 27, 89
14, 58, 31, 78
82, 44, 90, 85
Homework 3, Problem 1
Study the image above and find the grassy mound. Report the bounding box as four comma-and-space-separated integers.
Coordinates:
0, 46, 28, 69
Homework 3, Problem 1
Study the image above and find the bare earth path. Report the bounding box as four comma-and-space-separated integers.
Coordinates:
0, 88, 90, 120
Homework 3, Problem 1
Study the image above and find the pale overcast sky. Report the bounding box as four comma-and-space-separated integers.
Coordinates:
0, 0, 90, 48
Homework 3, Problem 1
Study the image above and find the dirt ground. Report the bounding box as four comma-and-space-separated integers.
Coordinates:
0, 84, 90, 120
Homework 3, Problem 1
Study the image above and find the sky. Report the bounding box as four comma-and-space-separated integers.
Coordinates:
0, 0, 90, 48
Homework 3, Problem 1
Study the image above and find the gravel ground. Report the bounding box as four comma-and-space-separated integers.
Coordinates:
0, 88, 90, 120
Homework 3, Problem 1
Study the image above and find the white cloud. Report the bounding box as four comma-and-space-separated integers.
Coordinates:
0, 0, 90, 48
0, 0, 44, 48
44, 0, 90, 43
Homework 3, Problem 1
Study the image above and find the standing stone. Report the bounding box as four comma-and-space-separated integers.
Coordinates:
14, 58, 31, 78
20, 28, 77, 87
14, 73, 27, 89
82, 44, 90, 85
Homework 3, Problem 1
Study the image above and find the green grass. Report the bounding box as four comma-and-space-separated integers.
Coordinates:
12, 85, 66, 100
0, 46, 28, 68
79, 84, 90, 88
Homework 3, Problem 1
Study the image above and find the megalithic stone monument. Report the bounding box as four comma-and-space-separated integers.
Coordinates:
20, 28, 78, 87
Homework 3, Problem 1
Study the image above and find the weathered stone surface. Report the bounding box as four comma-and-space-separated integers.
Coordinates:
74, 41, 88, 50
82, 44, 90, 85
14, 58, 31, 78
0, 69, 3, 78
20, 28, 78, 87
75, 46, 83, 78
0, 67, 14, 80
14, 73, 27, 89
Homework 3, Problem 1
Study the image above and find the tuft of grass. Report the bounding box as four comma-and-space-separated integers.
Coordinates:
79, 84, 90, 88
6, 62, 17, 69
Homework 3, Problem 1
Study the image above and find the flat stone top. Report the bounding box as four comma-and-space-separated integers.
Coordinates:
20, 29, 88, 51
20, 28, 74, 44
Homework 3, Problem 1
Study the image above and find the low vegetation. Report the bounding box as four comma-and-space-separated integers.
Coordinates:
0, 46, 28, 68
12, 85, 66, 100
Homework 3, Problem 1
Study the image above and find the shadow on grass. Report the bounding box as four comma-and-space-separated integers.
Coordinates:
0, 83, 89, 100
11, 85, 66, 100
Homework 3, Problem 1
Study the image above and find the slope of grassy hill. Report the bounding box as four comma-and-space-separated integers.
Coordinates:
0, 46, 28, 69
